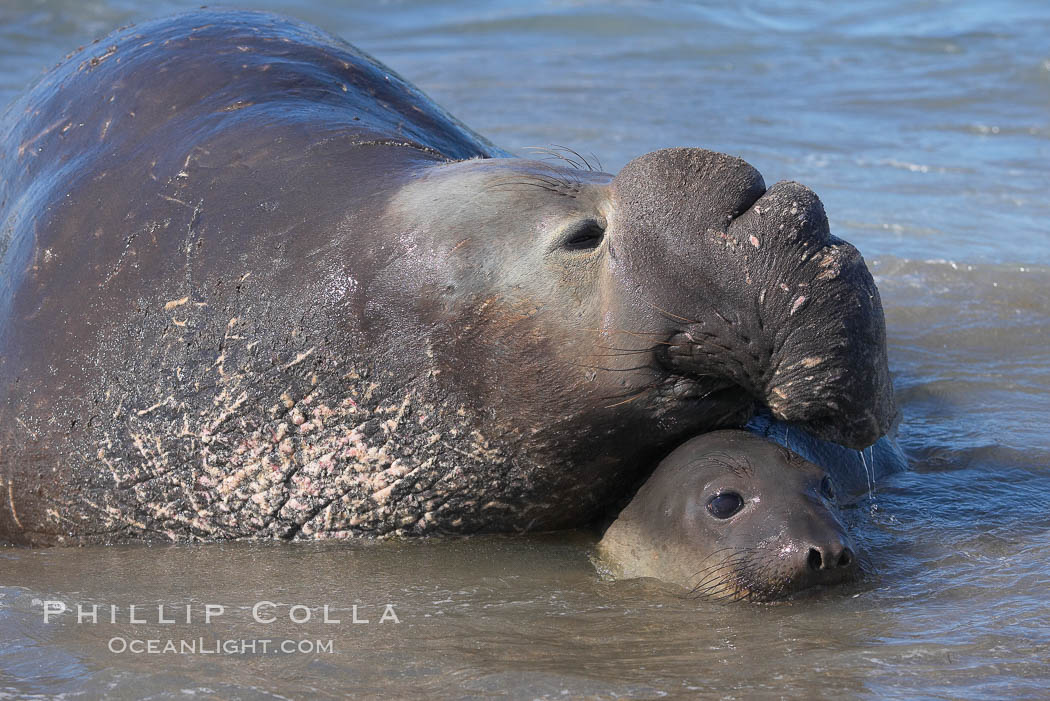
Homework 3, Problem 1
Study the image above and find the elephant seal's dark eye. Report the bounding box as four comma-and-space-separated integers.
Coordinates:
820, 476, 835, 501
707, 491, 744, 519
561, 219, 605, 251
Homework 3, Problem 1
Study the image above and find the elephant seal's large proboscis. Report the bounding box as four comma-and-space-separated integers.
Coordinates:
0, 11, 895, 544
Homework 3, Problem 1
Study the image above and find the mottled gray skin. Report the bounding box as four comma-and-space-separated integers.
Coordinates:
0, 11, 895, 545
598, 430, 892, 601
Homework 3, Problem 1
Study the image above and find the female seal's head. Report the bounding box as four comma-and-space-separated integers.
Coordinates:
597, 430, 859, 602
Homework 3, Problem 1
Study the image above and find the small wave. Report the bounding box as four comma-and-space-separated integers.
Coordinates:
854, 158, 975, 175
871, 254, 1050, 292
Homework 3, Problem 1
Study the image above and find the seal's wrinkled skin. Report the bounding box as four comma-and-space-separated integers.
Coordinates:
597, 431, 871, 602
0, 11, 895, 544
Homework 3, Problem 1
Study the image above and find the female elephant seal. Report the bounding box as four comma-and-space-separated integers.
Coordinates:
0, 11, 895, 544
597, 430, 883, 601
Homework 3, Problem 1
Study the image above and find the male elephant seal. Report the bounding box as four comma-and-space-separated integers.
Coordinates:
598, 431, 878, 601
0, 11, 895, 544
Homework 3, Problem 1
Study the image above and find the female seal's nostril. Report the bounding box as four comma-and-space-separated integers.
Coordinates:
808, 545, 853, 571
837, 548, 854, 569
807, 548, 823, 571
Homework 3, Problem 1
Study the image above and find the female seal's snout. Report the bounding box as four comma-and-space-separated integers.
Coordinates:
787, 483, 859, 585
597, 431, 865, 602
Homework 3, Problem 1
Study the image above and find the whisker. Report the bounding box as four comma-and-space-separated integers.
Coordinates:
595, 330, 676, 346
598, 377, 663, 401
550, 144, 597, 172
484, 180, 562, 194
590, 351, 653, 360
511, 151, 584, 188
528, 173, 575, 188
691, 566, 732, 594
586, 327, 669, 337
521, 146, 600, 187
599, 378, 666, 408
483, 172, 579, 194
572, 363, 655, 373
522, 145, 580, 169
689, 548, 757, 602
594, 344, 656, 354
603, 392, 648, 409
649, 301, 699, 325
524, 145, 585, 172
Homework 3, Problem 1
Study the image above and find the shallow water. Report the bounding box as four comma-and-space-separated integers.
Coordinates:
1, 0, 1049, 698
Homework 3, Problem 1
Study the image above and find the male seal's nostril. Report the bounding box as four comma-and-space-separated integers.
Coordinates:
807, 548, 823, 571
837, 548, 854, 569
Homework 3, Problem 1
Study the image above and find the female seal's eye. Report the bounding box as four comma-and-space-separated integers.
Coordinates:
820, 476, 835, 501
561, 219, 606, 251
706, 491, 744, 519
